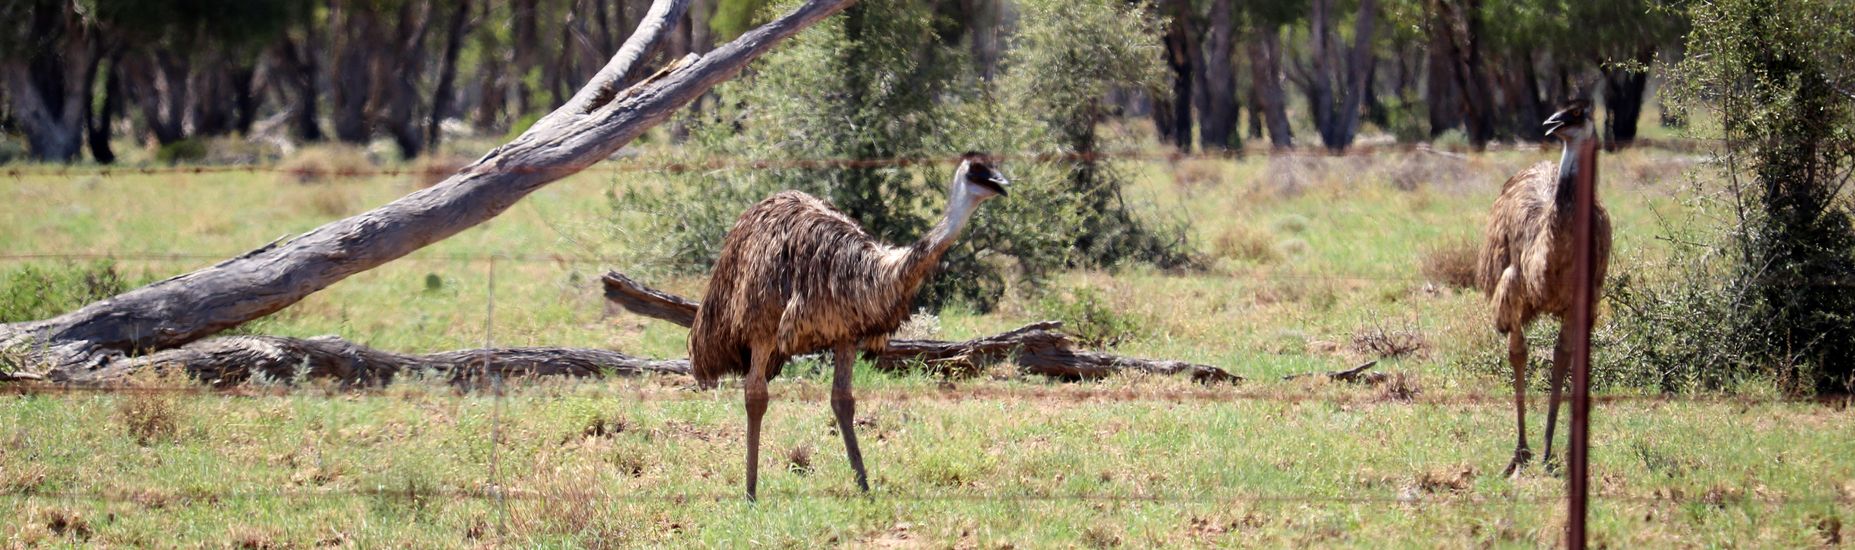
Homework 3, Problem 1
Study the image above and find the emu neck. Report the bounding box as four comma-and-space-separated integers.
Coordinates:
1555, 136, 1600, 210
894, 195, 981, 291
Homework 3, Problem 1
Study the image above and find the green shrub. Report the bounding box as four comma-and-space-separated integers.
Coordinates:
1037, 286, 1143, 348
154, 139, 208, 164
0, 261, 133, 323
1650, 0, 1855, 394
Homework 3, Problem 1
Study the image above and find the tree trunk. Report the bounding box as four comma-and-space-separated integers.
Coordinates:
0, 1, 92, 162
0, 0, 857, 383
275, 30, 325, 142
1153, 0, 1195, 150
187, 55, 239, 138
1601, 48, 1653, 147
428, 0, 473, 148
1431, 0, 1494, 149
330, 2, 377, 144
1507, 53, 1549, 142
85, 51, 122, 164
474, 1, 509, 132
1248, 25, 1292, 149
1424, 29, 1460, 137
380, 0, 435, 159
1197, 0, 1239, 151
1303, 0, 1375, 152
230, 65, 261, 136
512, 0, 541, 115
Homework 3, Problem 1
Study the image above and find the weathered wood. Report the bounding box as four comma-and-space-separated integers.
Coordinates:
600, 271, 1242, 383
602, 272, 699, 327
70, 335, 686, 386
1282, 360, 1384, 383
0, 0, 858, 380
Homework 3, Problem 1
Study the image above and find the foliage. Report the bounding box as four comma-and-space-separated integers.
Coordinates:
0, 261, 132, 324
153, 139, 207, 164
615, 0, 1187, 308
1036, 285, 1144, 348
997, 0, 1198, 270
1642, 0, 1855, 393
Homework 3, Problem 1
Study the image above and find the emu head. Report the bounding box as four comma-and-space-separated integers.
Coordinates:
952, 151, 1010, 204
1543, 99, 1595, 142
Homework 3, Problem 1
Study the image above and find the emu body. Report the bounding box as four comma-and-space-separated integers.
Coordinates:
690, 155, 1008, 499
1476, 100, 1613, 476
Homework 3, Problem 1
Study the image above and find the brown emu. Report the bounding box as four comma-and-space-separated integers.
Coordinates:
1476, 99, 1613, 477
690, 153, 1010, 499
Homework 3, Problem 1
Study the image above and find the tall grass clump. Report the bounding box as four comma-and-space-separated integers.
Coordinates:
1606, 0, 1855, 393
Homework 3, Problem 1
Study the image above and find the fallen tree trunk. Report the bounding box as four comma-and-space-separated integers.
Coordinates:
601, 272, 1242, 383
0, 0, 857, 382
79, 335, 689, 387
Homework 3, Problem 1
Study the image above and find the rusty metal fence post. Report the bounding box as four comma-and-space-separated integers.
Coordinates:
1564, 142, 1601, 549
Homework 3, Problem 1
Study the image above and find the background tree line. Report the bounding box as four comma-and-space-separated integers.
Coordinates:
0, 0, 1686, 164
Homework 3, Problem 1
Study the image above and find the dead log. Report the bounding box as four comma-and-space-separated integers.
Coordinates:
601, 272, 1242, 383
0, 0, 858, 382
79, 335, 687, 387
1282, 360, 1385, 383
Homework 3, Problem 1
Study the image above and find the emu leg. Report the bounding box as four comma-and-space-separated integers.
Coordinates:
1502, 330, 1533, 477
744, 348, 772, 501
832, 343, 870, 493
1541, 332, 1572, 471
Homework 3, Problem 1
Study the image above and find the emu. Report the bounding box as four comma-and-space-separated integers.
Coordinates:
1476, 99, 1612, 477
689, 153, 1010, 499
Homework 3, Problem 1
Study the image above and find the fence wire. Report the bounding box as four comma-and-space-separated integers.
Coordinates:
0, 140, 1841, 545
0, 139, 1724, 181
3, 486, 1841, 507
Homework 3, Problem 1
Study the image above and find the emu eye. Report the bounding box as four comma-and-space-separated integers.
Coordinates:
966, 163, 993, 183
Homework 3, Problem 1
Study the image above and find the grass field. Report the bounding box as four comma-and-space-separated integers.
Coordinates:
2, 138, 1851, 547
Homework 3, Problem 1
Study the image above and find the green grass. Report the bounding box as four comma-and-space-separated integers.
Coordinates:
1, 140, 1849, 547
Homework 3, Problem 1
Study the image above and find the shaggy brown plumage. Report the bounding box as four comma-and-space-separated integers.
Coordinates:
690, 153, 1009, 499
1476, 99, 1613, 476
690, 191, 948, 385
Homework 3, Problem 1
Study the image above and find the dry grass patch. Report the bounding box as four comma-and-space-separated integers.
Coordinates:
277, 144, 373, 185
117, 393, 180, 445
1213, 224, 1280, 264
306, 184, 357, 218
1419, 238, 1480, 290
1169, 158, 1224, 192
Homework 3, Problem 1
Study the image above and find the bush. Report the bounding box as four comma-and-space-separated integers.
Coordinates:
117, 394, 179, 445
154, 139, 208, 164
1419, 238, 1479, 290
1644, 0, 1855, 394
1038, 286, 1143, 348
0, 261, 133, 323
609, 0, 1134, 310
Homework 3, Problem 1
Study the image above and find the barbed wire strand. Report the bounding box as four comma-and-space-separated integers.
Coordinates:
4, 251, 1854, 288
0, 140, 1726, 180
0, 485, 1839, 507
3, 382, 1846, 408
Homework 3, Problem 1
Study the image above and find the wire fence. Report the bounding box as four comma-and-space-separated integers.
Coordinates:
1, 142, 1843, 546
0, 138, 1725, 180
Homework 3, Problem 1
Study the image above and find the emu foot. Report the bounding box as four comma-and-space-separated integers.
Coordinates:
1501, 447, 1534, 478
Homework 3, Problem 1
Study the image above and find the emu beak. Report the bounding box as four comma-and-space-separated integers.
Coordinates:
1543, 112, 1568, 137
989, 175, 1011, 197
